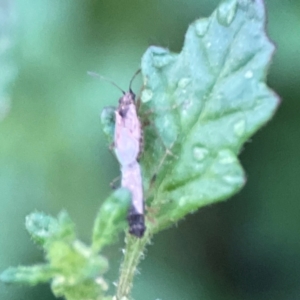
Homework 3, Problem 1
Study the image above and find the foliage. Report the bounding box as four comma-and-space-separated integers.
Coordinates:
0, 189, 131, 300
1, 0, 278, 299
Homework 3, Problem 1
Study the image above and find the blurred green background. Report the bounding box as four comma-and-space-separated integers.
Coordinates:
1, 0, 299, 299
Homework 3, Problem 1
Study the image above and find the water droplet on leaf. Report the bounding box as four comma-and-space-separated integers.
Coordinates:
223, 174, 242, 185
195, 18, 210, 36
178, 78, 191, 89
141, 89, 153, 103
244, 70, 253, 78
217, 0, 238, 26
234, 119, 246, 137
178, 196, 188, 207
152, 53, 174, 69
193, 146, 209, 161
219, 149, 236, 164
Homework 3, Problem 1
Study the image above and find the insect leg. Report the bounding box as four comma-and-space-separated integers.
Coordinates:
110, 175, 121, 190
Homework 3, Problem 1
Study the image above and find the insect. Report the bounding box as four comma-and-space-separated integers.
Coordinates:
113, 78, 143, 167
89, 70, 146, 237
121, 162, 145, 237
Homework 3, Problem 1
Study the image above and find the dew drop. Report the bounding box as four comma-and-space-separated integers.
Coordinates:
223, 174, 242, 185
150, 46, 169, 55
195, 18, 210, 37
149, 46, 173, 68
153, 53, 174, 68
234, 119, 246, 137
177, 77, 191, 89
178, 196, 188, 206
219, 149, 236, 164
193, 146, 209, 162
141, 89, 153, 103
217, 0, 238, 26
244, 70, 253, 78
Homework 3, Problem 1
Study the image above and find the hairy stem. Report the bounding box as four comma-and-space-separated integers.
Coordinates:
115, 232, 150, 299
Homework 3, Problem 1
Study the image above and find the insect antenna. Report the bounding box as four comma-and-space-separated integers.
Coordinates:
87, 71, 125, 95
129, 69, 141, 93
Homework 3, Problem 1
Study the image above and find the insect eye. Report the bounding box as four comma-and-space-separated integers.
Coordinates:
119, 106, 128, 117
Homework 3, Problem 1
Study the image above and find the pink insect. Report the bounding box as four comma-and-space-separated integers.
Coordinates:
89, 70, 146, 237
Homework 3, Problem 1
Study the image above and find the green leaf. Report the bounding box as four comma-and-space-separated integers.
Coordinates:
100, 105, 116, 146
92, 188, 131, 252
3, 211, 111, 300
49, 240, 109, 300
140, 0, 279, 231
25, 211, 75, 247
0, 265, 53, 285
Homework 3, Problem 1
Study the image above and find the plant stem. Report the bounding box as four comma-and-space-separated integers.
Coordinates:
115, 232, 150, 299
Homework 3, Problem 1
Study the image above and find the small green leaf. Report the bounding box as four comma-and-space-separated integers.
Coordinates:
46, 240, 109, 276
0, 265, 53, 285
25, 210, 75, 247
92, 188, 131, 252
52, 278, 108, 300
49, 240, 109, 300
3, 211, 111, 300
100, 105, 116, 146
140, 0, 279, 231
